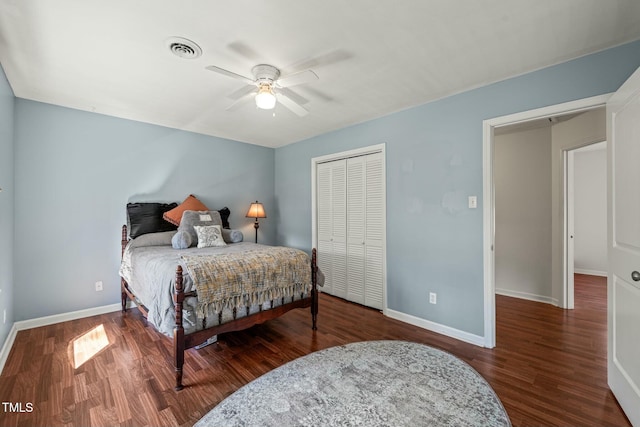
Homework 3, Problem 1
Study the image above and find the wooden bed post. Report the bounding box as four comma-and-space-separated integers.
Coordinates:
311, 248, 318, 331
121, 225, 129, 312
174, 266, 185, 391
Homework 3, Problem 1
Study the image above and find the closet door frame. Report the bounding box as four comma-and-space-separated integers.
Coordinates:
311, 143, 387, 314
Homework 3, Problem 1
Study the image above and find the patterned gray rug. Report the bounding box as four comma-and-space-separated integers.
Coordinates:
195, 340, 511, 427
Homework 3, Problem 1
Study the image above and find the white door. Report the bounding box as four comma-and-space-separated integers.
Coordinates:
316, 160, 347, 299
330, 160, 348, 299
316, 162, 334, 294
364, 152, 385, 309
607, 66, 640, 426
314, 148, 386, 310
346, 156, 366, 304
345, 153, 385, 309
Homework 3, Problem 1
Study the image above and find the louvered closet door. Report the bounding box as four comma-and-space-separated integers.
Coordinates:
316, 162, 334, 294
346, 156, 366, 305
317, 160, 347, 299
317, 151, 384, 310
346, 153, 384, 309
363, 152, 384, 309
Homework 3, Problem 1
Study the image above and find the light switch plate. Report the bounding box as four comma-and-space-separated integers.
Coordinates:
468, 196, 477, 209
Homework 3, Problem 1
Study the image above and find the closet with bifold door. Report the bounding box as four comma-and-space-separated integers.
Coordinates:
316, 149, 385, 310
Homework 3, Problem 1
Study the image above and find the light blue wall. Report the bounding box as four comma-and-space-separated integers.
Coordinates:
13, 100, 275, 320
5, 40, 640, 335
274, 40, 640, 336
0, 64, 15, 346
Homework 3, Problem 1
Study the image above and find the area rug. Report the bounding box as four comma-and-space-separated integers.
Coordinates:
195, 340, 511, 427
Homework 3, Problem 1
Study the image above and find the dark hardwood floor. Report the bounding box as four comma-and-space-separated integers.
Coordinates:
0, 274, 630, 426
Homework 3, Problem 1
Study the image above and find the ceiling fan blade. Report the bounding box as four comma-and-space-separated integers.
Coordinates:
277, 69, 319, 88
276, 92, 309, 117
227, 84, 258, 101
278, 87, 309, 105
205, 65, 255, 85
225, 90, 256, 111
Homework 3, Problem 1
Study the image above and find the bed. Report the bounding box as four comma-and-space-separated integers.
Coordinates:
118, 200, 319, 391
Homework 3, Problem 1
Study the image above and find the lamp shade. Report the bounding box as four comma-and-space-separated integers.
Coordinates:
246, 201, 266, 219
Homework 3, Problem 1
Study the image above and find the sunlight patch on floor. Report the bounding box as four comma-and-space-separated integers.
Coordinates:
73, 324, 109, 369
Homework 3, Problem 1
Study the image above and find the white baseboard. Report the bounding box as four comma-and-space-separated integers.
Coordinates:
495, 288, 558, 306
13, 303, 124, 331
0, 324, 18, 376
574, 268, 607, 277
385, 309, 485, 347
0, 302, 127, 375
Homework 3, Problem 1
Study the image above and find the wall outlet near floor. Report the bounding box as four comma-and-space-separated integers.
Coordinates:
95, 281, 103, 292
429, 292, 437, 304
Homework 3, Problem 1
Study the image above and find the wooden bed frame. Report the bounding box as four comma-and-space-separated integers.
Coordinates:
120, 225, 319, 391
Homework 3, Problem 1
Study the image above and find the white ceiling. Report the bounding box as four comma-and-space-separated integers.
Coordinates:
1, 1, 639, 148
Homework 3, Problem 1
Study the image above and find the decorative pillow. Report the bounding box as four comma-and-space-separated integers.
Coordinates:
171, 230, 192, 250
128, 231, 177, 249
218, 207, 231, 229
127, 202, 178, 239
222, 228, 243, 243
194, 225, 227, 248
178, 210, 223, 247
163, 194, 209, 226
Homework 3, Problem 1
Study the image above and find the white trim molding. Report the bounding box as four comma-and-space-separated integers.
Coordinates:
0, 302, 129, 374
0, 324, 18, 375
13, 303, 124, 331
574, 268, 608, 277
495, 289, 559, 306
386, 309, 485, 347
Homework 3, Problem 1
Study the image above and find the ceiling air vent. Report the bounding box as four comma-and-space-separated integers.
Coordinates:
166, 37, 202, 59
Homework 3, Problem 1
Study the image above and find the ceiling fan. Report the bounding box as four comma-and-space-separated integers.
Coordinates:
205, 64, 319, 116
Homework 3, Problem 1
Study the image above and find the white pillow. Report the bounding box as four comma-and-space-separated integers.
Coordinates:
193, 225, 227, 248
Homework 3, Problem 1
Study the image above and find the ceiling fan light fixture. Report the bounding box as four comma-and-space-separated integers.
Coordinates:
255, 85, 276, 110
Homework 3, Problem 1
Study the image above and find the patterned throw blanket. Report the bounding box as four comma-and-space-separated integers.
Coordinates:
181, 247, 311, 316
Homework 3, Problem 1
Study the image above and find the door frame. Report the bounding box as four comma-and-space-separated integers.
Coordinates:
311, 143, 388, 314
565, 149, 575, 310
482, 94, 611, 348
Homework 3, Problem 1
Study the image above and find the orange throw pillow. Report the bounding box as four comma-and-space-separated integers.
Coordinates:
163, 194, 210, 226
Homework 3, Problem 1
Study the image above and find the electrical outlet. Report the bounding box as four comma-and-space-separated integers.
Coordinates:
95, 281, 103, 292
429, 292, 437, 304
3, 309, 6, 324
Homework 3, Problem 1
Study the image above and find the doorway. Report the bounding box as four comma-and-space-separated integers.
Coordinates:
482, 94, 610, 348
565, 141, 608, 309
